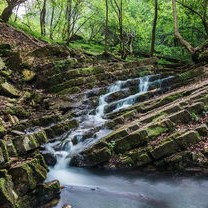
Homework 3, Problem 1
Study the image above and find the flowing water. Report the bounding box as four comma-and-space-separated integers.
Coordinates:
45, 75, 208, 208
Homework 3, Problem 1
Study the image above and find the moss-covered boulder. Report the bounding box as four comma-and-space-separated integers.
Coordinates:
20, 180, 60, 208
0, 170, 17, 208
12, 131, 48, 155
9, 158, 48, 196
114, 129, 148, 153
127, 148, 152, 167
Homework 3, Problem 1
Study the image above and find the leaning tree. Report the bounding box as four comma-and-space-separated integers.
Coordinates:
172, 0, 208, 63
0, 0, 27, 22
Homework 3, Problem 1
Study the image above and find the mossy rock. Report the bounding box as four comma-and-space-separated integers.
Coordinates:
104, 129, 129, 143
195, 124, 208, 136
114, 129, 148, 153
147, 119, 175, 139
9, 162, 37, 195
12, 133, 39, 155
5, 140, 17, 157
20, 180, 60, 208
0, 125, 6, 137
149, 138, 178, 160
174, 131, 201, 149
0, 170, 17, 207
0, 82, 20, 98
57, 86, 81, 95
188, 102, 205, 114
0, 140, 9, 164
28, 159, 48, 182
4, 106, 30, 118
72, 147, 111, 167
45, 119, 78, 139
127, 149, 152, 167
168, 110, 192, 125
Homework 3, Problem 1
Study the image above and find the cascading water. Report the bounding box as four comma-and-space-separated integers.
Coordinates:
45, 79, 126, 169
45, 75, 174, 169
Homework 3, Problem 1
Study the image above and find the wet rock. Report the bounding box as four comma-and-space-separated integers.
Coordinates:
72, 147, 111, 167
127, 149, 152, 167
20, 180, 60, 208
12, 131, 48, 155
44, 119, 78, 140
42, 151, 57, 167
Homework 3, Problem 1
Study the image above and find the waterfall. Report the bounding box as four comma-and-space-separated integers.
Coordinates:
44, 74, 173, 170
114, 75, 150, 112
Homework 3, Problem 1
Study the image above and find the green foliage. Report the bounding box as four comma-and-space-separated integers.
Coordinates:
1, 0, 207, 59
108, 141, 116, 151
190, 112, 199, 122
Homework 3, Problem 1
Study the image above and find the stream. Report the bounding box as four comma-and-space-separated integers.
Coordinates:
45, 74, 208, 208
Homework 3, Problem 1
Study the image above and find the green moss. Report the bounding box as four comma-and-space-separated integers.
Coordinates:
0, 140, 9, 163
0, 125, 6, 137
0, 177, 16, 207
4, 106, 30, 118
29, 159, 47, 182
53, 59, 78, 73
9, 163, 37, 195
147, 126, 168, 139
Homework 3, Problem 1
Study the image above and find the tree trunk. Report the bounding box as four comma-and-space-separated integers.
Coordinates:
172, 0, 196, 54
150, 0, 158, 56
0, 5, 15, 22
40, 0, 47, 36
104, 0, 109, 54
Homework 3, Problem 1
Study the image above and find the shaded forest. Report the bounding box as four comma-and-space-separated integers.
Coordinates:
0, 0, 208, 61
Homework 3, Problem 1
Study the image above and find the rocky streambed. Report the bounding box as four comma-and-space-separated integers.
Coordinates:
0, 38, 208, 208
